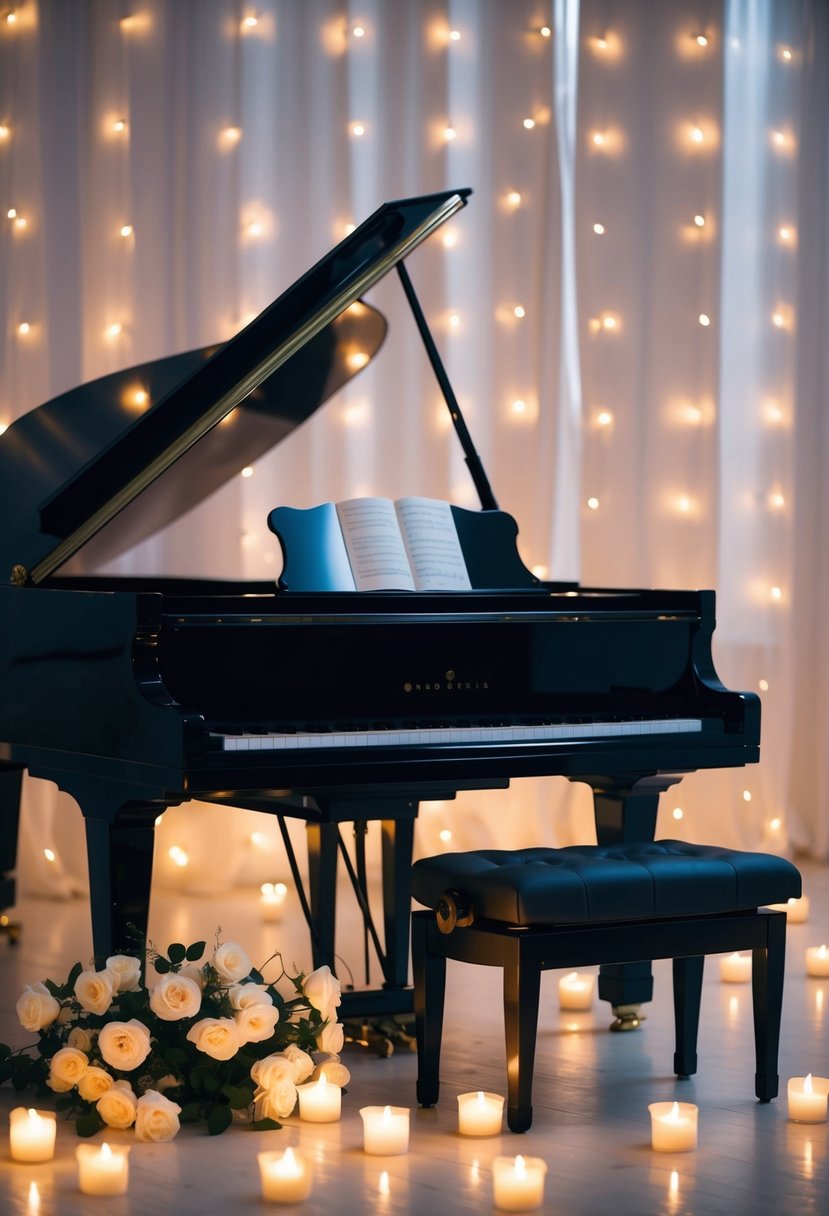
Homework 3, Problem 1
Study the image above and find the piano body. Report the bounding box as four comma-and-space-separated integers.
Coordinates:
0, 189, 760, 1018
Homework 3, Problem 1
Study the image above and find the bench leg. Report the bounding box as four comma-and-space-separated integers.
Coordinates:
672, 955, 704, 1077
503, 940, 541, 1133
752, 912, 786, 1102
412, 913, 446, 1108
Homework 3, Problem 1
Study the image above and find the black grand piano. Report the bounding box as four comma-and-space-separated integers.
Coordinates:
0, 189, 759, 1023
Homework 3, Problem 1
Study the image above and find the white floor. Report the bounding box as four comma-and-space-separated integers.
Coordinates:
0, 861, 827, 1215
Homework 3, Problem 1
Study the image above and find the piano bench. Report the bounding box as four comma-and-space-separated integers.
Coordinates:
411, 840, 801, 1132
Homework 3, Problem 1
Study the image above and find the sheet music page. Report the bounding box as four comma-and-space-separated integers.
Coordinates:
395, 497, 472, 591
336, 497, 416, 591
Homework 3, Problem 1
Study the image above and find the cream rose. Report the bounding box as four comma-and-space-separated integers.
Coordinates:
303, 965, 341, 1023
16, 983, 60, 1033
211, 942, 252, 983
135, 1090, 182, 1142
250, 1053, 296, 1092
77, 1066, 114, 1102
235, 1002, 280, 1044
74, 968, 117, 1016
316, 1021, 345, 1055
98, 1019, 152, 1071
47, 1046, 88, 1092
281, 1044, 315, 1083
312, 1057, 351, 1088
149, 973, 202, 1021
228, 982, 273, 1010
97, 1079, 138, 1129
185, 1017, 241, 1061
253, 1079, 297, 1121
105, 954, 142, 993
67, 1026, 95, 1053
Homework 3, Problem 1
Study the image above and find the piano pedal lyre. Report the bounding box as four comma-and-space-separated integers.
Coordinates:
610, 1003, 646, 1032
342, 1014, 418, 1058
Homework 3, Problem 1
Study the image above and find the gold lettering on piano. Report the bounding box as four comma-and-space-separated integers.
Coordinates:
402, 677, 489, 694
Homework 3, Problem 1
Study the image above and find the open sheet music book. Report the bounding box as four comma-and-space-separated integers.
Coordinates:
320, 496, 473, 591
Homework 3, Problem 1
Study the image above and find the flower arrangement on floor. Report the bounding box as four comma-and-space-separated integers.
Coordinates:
0, 934, 350, 1140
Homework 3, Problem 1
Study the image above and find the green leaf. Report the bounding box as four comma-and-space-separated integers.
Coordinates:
164, 1047, 188, 1067
206, 1104, 233, 1136
221, 1083, 254, 1110
185, 941, 206, 962
167, 943, 187, 965
75, 1112, 104, 1138
66, 962, 83, 991
0, 1043, 12, 1061
179, 1102, 201, 1124
44, 978, 62, 999
251, 1117, 282, 1132
153, 957, 171, 974
54, 1094, 76, 1111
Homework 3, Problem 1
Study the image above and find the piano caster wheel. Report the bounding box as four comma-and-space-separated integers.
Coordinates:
0, 913, 21, 945
609, 1004, 645, 1032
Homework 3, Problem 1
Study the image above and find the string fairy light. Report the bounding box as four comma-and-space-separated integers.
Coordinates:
119, 224, 134, 238
0, 123, 9, 140
593, 222, 605, 234
506, 190, 522, 207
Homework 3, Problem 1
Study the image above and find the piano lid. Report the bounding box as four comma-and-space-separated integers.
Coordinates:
0, 188, 471, 584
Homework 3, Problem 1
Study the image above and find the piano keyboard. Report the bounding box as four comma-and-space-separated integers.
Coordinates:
212, 717, 704, 752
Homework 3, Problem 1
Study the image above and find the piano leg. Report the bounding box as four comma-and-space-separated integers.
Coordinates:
84, 804, 162, 964
305, 821, 339, 975
380, 815, 416, 992
582, 772, 687, 1027
0, 763, 23, 942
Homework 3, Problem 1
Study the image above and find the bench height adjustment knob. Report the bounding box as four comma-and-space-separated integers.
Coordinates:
436, 890, 475, 934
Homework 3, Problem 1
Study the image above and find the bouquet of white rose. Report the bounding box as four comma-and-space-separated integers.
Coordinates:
0, 934, 350, 1139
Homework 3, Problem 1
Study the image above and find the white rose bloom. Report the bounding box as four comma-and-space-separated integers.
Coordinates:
77, 1066, 114, 1102
47, 1046, 88, 1093
250, 1053, 296, 1091
67, 1027, 95, 1053
234, 1002, 280, 1044
228, 982, 273, 1010
178, 962, 206, 990
312, 1057, 351, 1088
186, 1017, 241, 1061
302, 965, 341, 1023
135, 1090, 182, 1142
253, 1078, 298, 1121
316, 1021, 345, 1055
104, 954, 142, 993
149, 973, 202, 1021
98, 1019, 152, 1071
97, 1080, 138, 1129
211, 942, 253, 983
281, 1044, 315, 1084
16, 983, 60, 1033
74, 968, 117, 1016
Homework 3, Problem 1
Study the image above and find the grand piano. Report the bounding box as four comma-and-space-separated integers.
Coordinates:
0, 189, 760, 1023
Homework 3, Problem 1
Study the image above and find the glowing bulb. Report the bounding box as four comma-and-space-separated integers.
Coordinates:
593, 222, 605, 234
13, 215, 26, 230
449, 29, 461, 41
346, 350, 370, 369
743, 789, 752, 802
439, 829, 452, 843
539, 26, 552, 38
16, 321, 30, 335
778, 225, 792, 242
250, 831, 267, 847
168, 846, 188, 867
699, 313, 711, 327
240, 14, 258, 30
507, 191, 522, 207
105, 322, 123, 339
43, 848, 56, 862
444, 125, 456, 141
677, 495, 692, 513
694, 214, 705, 227
0, 124, 9, 140
591, 131, 605, 146
220, 125, 242, 147
513, 305, 525, 318
352, 25, 365, 37
780, 46, 793, 61
587, 497, 600, 510
126, 387, 149, 409
601, 313, 618, 330
6, 207, 16, 218
523, 117, 536, 130
596, 410, 613, 427
119, 224, 134, 237
442, 230, 457, 248
448, 313, 460, 329
112, 118, 127, 133
770, 817, 782, 831
5, 9, 18, 25
759, 679, 769, 691
595, 35, 608, 50
672, 807, 683, 821
770, 586, 782, 601
241, 466, 254, 478
350, 122, 365, 137
696, 33, 709, 47
511, 398, 527, 414
246, 220, 263, 238
691, 125, 704, 143
768, 490, 785, 509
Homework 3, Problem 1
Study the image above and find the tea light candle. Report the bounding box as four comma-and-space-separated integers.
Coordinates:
359, 1105, 410, 1155
260, 881, 288, 922
258, 1146, 313, 1203
76, 1142, 130, 1195
457, 1090, 505, 1136
649, 1101, 698, 1151
767, 895, 809, 923
492, 1154, 548, 1211
558, 971, 595, 1010
9, 1107, 56, 1162
297, 1073, 341, 1122
806, 945, 829, 977
788, 1074, 829, 1123
719, 952, 752, 982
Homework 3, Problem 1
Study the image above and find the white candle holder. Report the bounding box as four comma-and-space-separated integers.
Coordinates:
76, 1142, 131, 1195
558, 971, 595, 1010
258, 1146, 313, 1203
8, 1107, 56, 1163
359, 1105, 410, 1155
787, 1075, 829, 1123
648, 1101, 698, 1151
457, 1090, 504, 1136
492, 1154, 548, 1211
806, 945, 829, 977
719, 952, 752, 982
296, 1074, 341, 1122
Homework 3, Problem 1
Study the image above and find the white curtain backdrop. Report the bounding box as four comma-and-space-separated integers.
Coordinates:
1, 0, 827, 903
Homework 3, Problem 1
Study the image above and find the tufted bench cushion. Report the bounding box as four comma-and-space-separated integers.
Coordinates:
411, 840, 802, 926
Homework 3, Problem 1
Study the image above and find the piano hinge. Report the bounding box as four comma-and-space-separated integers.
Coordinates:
10, 564, 28, 586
